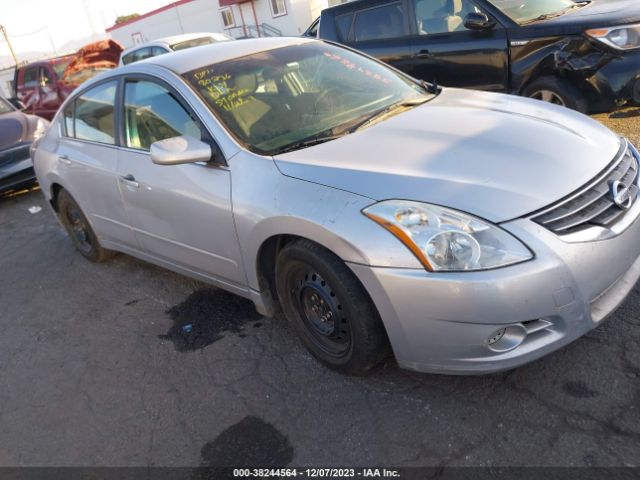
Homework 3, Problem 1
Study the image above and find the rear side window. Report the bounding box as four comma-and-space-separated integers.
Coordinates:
151, 46, 169, 56
353, 3, 406, 42
121, 52, 136, 65
22, 67, 39, 87
336, 14, 354, 41
124, 80, 203, 150
74, 81, 117, 144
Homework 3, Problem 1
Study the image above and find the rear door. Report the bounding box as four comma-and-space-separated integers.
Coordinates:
115, 75, 245, 285
55, 79, 137, 247
341, 1, 414, 74
408, 0, 508, 90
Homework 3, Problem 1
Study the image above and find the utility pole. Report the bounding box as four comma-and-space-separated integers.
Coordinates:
0, 25, 19, 65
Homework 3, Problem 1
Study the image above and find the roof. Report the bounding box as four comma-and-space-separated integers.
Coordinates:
145, 37, 316, 74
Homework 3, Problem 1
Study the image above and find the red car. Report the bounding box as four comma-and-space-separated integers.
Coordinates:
15, 39, 123, 120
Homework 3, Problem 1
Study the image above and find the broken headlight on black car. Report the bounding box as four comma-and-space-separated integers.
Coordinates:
587, 24, 640, 51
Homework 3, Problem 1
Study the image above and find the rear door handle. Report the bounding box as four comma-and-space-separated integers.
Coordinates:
59, 155, 72, 165
413, 49, 433, 59
119, 174, 140, 189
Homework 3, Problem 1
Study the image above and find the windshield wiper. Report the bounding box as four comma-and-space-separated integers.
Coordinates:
349, 98, 430, 133
272, 97, 429, 155
272, 132, 345, 155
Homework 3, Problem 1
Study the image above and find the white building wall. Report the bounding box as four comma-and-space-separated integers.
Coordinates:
107, 0, 333, 46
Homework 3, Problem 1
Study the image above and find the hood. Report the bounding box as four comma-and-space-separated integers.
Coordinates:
62, 39, 124, 86
274, 89, 621, 223
532, 0, 640, 30
0, 111, 36, 151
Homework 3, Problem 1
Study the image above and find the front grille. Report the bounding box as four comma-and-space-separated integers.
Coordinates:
531, 141, 639, 235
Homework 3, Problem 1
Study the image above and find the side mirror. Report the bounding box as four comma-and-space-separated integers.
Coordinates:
464, 12, 496, 31
150, 135, 212, 166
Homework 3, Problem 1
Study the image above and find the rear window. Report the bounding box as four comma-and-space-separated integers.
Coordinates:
172, 36, 217, 51
353, 3, 406, 42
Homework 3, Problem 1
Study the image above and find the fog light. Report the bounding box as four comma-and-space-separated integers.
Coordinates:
487, 325, 527, 353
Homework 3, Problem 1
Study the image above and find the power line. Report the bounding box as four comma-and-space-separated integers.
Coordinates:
0, 25, 18, 65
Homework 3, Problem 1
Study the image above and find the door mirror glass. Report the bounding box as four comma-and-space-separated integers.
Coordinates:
464, 12, 495, 31
150, 135, 212, 166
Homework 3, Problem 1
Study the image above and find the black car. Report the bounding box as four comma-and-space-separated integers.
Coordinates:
0, 97, 47, 195
310, 0, 640, 113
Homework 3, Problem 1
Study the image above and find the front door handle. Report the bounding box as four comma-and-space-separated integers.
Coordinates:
59, 155, 72, 165
119, 174, 140, 189
413, 49, 433, 59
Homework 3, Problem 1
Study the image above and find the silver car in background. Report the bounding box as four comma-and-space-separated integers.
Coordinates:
32, 38, 640, 375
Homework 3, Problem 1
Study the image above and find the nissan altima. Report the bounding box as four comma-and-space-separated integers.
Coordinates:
32, 38, 640, 375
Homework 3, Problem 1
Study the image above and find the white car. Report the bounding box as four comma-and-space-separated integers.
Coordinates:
119, 32, 233, 66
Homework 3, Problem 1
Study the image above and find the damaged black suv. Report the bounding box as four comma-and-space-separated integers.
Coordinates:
311, 0, 640, 113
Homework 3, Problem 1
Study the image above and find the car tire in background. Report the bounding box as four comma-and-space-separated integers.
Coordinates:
522, 76, 589, 113
275, 239, 389, 375
57, 189, 115, 263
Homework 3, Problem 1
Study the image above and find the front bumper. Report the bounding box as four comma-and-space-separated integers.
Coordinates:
0, 142, 35, 194
349, 203, 640, 375
588, 49, 640, 110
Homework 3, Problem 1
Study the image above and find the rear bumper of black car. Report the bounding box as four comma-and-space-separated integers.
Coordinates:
0, 142, 36, 194
588, 50, 640, 111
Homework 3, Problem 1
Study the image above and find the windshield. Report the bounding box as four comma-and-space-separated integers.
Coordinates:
52, 58, 73, 79
183, 42, 431, 155
62, 67, 110, 86
488, 0, 576, 23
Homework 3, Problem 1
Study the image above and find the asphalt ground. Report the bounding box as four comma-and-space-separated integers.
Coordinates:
0, 109, 639, 471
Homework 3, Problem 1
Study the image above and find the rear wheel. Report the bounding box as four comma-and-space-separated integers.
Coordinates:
57, 189, 115, 262
275, 239, 389, 375
522, 76, 589, 113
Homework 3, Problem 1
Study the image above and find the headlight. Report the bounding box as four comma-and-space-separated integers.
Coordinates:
33, 117, 50, 141
586, 24, 640, 50
363, 200, 532, 272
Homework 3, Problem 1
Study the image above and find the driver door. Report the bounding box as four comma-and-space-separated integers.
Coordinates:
408, 0, 508, 91
116, 76, 246, 286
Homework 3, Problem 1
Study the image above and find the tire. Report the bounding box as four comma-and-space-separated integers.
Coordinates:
57, 189, 115, 262
522, 76, 589, 114
275, 239, 389, 375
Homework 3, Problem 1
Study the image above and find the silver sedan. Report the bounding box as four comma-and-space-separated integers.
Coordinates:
32, 37, 640, 375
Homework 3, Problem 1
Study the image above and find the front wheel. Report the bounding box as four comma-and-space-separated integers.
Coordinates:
522, 76, 589, 113
57, 189, 115, 262
275, 239, 389, 375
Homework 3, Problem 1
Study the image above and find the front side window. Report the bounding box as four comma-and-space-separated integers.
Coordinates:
221, 8, 235, 27
23, 68, 39, 88
413, 0, 482, 35
183, 42, 432, 155
63, 102, 74, 137
353, 3, 406, 42
487, 0, 575, 24
40, 67, 53, 87
124, 80, 203, 150
270, 0, 287, 17
152, 47, 170, 56
74, 81, 117, 144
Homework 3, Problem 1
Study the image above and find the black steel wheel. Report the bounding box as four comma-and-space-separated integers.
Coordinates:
57, 189, 115, 262
275, 239, 389, 374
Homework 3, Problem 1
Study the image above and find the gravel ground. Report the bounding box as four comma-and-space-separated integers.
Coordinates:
594, 107, 640, 146
0, 112, 639, 471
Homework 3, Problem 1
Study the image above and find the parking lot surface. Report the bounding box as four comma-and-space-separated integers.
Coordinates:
1, 112, 639, 468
